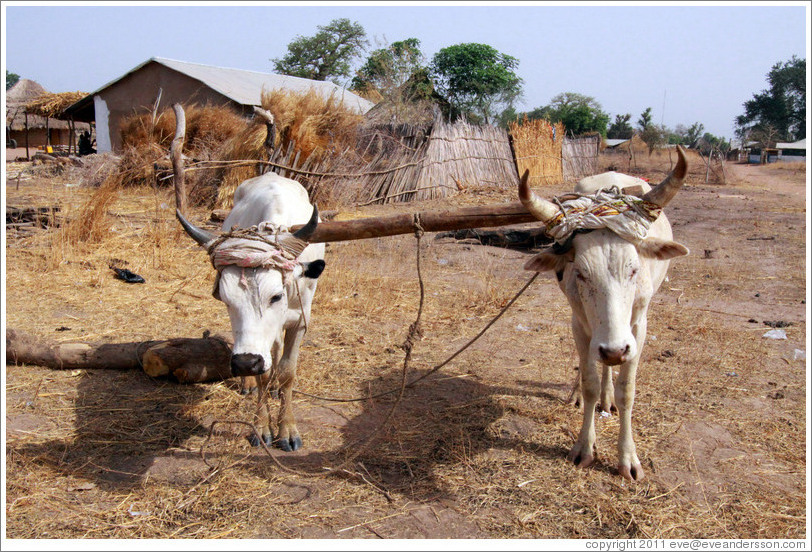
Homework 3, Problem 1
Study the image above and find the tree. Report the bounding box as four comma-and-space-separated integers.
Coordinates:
637, 107, 653, 131
272, 18, 368, 83
524, 92, 610, 136
670, 122, 704, 147
736, 56, 806, 141
6, 70, 20, 90
351, 38, 427, 96
607, 113, 634, 139
697, 132, 731, 156
430, 43, 523, 124
639, 123, 668, 154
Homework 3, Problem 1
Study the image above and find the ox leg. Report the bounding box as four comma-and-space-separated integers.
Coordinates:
248, 371, 274, 447
240, 375, 259, 395
600, 364, 617, 415
274, 327, 305, 452
567, 320, 599, 469
615, 320, 647, 481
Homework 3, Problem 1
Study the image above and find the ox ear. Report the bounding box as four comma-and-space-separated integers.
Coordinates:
524, 248, 572, 273
302, 259, 326, 279
212, 272, 222, 301
638, 237, 690, 260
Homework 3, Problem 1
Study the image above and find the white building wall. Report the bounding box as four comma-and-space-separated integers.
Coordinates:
93, 95, 112, 153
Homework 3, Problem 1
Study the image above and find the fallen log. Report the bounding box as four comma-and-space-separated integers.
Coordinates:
6, 329, 233, 384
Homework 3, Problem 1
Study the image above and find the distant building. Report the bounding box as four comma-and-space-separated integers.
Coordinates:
746, 139, 806, 164
6, 79, 88, 154
775, 138, 806, 162
63, 57, 375, 152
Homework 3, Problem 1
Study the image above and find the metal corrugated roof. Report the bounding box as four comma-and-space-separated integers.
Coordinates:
604, 138, 629, 147
69, 57, 374, 116
776, 138, 806, 150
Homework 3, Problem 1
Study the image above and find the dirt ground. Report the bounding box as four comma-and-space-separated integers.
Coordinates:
3, 154, 808, 540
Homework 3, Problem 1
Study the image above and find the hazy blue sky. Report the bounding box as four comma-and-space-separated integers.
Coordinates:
3, 2, 809, 139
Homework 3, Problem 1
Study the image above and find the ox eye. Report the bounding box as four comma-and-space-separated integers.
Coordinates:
270, 293, 284, 305
575, 270, 587, 282
630, 268, 639, 279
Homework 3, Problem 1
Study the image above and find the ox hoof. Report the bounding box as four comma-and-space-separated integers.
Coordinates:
240, 386, 258, 396
597, 404, 617, 415
618, 463, 645, 481
248, 433, 273, 448
567, 446, 595, 469
276, 435, 303, 452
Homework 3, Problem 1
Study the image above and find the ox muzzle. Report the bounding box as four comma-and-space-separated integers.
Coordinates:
230, 353, 266, 377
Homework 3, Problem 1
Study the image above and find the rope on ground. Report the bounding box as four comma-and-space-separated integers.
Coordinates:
293, 270, 539, 404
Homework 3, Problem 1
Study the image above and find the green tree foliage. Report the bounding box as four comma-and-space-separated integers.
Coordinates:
272, 18, 368, 83
430, 43, 523, 124
607, 113, 633, 139
6, 70, 20, 90
525, 92, 609, 136
697, 132, 731, 155
351, 38, 428, 96
670, 122, 704, 146
637, 107, 653, 131
736, 56, 806, 141
639, 123, 668, 154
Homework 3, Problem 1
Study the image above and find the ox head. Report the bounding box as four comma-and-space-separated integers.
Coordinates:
519, 146, 690, 366
176, 206, 324, 377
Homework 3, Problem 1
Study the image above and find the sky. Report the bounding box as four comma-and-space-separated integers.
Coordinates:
2, 1, 809, 140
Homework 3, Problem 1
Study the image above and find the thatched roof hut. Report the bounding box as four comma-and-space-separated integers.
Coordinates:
6, 79, 90, 155
6, 79, 53, 131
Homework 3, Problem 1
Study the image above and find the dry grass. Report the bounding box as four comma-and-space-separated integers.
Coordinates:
4, 158, 806, 539
261, 88, 363, 164
509, 118, 565, 187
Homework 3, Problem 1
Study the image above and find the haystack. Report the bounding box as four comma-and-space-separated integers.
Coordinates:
508, 118, 565, 187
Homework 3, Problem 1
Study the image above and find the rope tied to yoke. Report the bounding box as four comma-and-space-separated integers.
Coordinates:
545, 186, 663, 246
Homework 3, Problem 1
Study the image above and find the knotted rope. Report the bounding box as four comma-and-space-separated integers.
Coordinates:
545, 186, 662, 245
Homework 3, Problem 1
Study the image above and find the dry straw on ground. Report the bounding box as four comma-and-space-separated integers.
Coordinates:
5, 152, 806, 539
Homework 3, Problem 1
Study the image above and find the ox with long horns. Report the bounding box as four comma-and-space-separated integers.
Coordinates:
177, 172, 326, 452
519, 146, 690, 481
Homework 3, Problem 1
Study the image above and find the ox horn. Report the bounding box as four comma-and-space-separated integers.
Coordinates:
642, 145, 688, 208
292, 204, 319, 241
276, 205, 319, 259
176, 209, 217, 246
518, 170, 560, 223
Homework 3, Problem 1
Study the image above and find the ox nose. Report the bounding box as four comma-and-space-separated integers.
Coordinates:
230, 353, 265, 377
598, 344, 631, 366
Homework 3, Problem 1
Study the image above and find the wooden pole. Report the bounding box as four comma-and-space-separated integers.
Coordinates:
171, 103, 187, 215
290, 201, 540, 243
24, 111, 30, 160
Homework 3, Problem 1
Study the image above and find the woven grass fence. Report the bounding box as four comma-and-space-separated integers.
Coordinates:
356, 119, 519, 205
509, 119, 564, 187
562, 134, 600, 181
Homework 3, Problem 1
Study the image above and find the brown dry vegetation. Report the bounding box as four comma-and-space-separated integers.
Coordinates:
4, 152, 807, 539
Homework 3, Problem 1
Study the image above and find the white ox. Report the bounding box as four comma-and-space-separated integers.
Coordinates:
177, 172, 325, 452
519, 146, 689, 481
